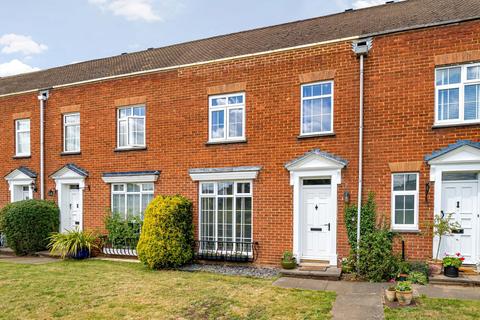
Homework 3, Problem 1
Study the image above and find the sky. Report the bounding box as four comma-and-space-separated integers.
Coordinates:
0, 0, 392, 77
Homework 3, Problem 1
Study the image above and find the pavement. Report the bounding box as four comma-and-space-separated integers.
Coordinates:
273, 277, 480, 320
0, 254, 58, 265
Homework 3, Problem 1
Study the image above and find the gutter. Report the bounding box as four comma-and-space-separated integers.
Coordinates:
37, 90, 49, 200
352, 39, 372, 268
0, 14, 479, 99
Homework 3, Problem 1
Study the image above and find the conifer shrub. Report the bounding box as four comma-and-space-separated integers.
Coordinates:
137, 195, 194, 269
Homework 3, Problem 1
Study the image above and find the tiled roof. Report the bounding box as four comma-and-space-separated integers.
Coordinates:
5, 166, 37, 179
424, 140, 480, 161
1, 0, 479, 96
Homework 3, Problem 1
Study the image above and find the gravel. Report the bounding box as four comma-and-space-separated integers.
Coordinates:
179, 263, 280, 279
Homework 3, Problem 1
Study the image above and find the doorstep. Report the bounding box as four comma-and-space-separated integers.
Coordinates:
0, 247, 15, 256
280, 266, 342, 281
429, 273, 480, 287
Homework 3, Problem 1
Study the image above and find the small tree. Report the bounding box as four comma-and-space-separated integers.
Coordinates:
431, 213, 460, 261
137, 195, 194, 269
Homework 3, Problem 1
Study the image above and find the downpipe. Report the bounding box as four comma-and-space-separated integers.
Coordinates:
38, 90, 49, 200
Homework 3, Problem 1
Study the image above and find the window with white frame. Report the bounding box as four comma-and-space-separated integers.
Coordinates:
117, 105, 146, 148
209, 93, 245, 142
199, 181, 252, 252
435, 64, 480, 124
391, 173, 419, 230
63, 113, 80, 152
301, 81, 333, 135
111, 183, 154, 219
15, 119, 30, 156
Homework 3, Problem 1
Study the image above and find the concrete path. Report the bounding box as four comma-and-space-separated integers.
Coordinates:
0, 254, 58, 265
415, 284, 480, 300
273, 278, 384, 320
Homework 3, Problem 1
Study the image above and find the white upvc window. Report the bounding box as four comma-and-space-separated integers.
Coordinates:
63, 113, 80, 153
301, 81, 334, 136
208, 93, 245, 142
15, 119, 30, 157
111, 182, 154, 219
199, 181, 253, 252
117, 105, 146, 149
435, 63, 480, 125
391, 173, 419, 231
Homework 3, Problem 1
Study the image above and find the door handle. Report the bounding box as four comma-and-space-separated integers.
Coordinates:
456, 201, 460, 208
311, 228, 322, 231
324, 223, 331, 231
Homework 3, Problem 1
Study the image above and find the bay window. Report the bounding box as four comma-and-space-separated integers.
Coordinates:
435, 64, 480, 125
199, 181, 252, 252
117, 105, 146, 149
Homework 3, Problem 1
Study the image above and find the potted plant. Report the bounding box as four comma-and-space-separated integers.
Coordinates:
48, 229, 98, 259
385, 280, 396, 302
396, 260, 410, 281
395, 281, 413, 306
443, 253, 464, 278
281, 250, 297, 269
428, 213, 460, 275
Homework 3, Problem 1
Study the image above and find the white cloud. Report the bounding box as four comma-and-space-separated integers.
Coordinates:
89, 0, 164, 22
352, 0, 387, 9
0, 34, 48, 55
0, 59, 40, 77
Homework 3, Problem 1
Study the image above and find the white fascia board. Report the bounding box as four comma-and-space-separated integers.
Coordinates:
189, 171, 259, 181
102, 175, 159, 183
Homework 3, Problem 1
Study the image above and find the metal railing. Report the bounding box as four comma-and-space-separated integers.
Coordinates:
195, 240, 259, 262
100, 236, 139, 257
0, 233, 6, 248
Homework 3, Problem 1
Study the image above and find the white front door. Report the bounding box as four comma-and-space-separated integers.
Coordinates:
441, 181, 479, 264
62, 185, 82, 231
301, 179, 334, 260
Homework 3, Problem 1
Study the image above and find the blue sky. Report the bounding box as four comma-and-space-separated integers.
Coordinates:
0, 0, 388, 76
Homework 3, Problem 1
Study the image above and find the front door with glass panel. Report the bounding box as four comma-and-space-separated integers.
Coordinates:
301, 179, 333, 260
65, 185, 82, 231
441, 173, 479, 264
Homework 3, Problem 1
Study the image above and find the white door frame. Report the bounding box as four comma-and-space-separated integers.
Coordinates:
428, 145, 480, 263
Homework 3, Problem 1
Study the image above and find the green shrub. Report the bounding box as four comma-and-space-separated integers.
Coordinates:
1, 200, 59, 255
357, 228, 400, 282
344, 192, 376, 249
407, 271, 428, 285
408, 261, 429, 277
104, 212, 142, 247
137, 195, 194, 269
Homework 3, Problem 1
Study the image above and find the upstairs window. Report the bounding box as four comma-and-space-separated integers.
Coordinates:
15, 119, 30, 157
63, 113, 80, 153
435, 64, 480, 125
391, 173, 419, 231
117, 105, 146, 149
301, 81, 334, 135
209, 93, 245, 142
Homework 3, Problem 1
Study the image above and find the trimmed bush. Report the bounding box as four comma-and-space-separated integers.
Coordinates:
137, 195, 194, 269
1, 200, 59, 255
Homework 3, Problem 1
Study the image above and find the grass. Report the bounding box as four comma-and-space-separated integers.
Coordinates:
385, 296, 480, 319
0, 259, 335, 319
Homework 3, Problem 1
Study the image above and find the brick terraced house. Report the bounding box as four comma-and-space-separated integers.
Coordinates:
1, 0, 480, 266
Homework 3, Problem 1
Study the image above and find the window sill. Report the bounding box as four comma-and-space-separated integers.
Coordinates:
391, 228, 421, 234
114, 147, 147, 152
432, 122, 480, 129
205, 139, 247, 146
13, 155, 31, 159
297, 132, 335, 139
61, 151, 81, 156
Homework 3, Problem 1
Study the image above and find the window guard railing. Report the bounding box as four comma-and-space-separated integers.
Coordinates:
0, 233, 7, 248
100, 235, 139, 257
195, 240, 259, 262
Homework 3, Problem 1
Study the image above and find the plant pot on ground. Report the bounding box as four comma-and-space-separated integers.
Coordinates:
443, 253, 464, 278
427, 259, 443, 275
48, 229, 98, 259
281, 250, 297, 269
395, 281, 413, 306
385, 286, 396, 302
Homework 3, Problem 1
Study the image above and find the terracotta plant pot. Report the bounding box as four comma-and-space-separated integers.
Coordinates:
444, 266, 459, 278
385, 288, 396, 302
281, 260, 297, 269
396, 290, 413, 306
428, 260, 443, 275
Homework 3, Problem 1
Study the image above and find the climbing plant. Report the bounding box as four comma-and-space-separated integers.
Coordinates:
344, 192, 376, 249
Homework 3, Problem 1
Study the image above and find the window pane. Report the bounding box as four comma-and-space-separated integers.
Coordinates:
405, 174, 417, 191
321, 82, 332, 95
302, 99, 313, 133
404, 195, 415, 210
395, 209, 404, 225
467, 66, 480, 80
65, 125, 80, 152
442, 172, 479, 181
200, 197, 215, 246
236, 197, 252, 242
133, 106, 145, 116
118, 120, 127, 147
127, 183, 140, 192
17, 119, 30, 131
141, 183, 154, 192
17, 132, 30, 154
302, 85, 313, 98
126, 194, 141, 216
211, 97, 227, 106
113, 184, 124, 192
112, 194, 125, 215
218, 182, 233, 195
303, 179, 331, 186
465, 84, 480, 120
236, 182, 251, 194
436, 67, 461, 85
119, 108, 131, 118
438, 88, 459, 120
404, 210, 415, 224
228, 108, 243, 138
393, 175, 405, 191
395, 195, 405, 210
128, 118, 145, 146
201, 183, 214, 194
141, 194, 153, 213
228, 95, 243, 104
211, 110, 225, 139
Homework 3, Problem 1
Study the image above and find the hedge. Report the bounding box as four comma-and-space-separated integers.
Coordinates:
137, 195, 194, 269
1, 200, 60, 255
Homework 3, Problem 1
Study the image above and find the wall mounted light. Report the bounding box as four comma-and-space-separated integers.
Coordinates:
47, 188, 56, 197
425, 182, 430, 203
30, 181, 38, 193
343, 191, 350, 204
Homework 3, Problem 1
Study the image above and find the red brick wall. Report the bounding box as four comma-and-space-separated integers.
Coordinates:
0, 20, 479, 265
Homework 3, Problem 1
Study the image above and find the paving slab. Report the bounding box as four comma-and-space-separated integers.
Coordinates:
0, 254, 58, 265
416, 284, 480, 300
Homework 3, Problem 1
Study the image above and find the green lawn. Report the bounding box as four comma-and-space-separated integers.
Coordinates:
0, 260, 335, 320
385, 296, 480, 320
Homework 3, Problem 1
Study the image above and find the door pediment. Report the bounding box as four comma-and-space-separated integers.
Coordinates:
286, 149, 347, 172
426, 141, 480, 165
